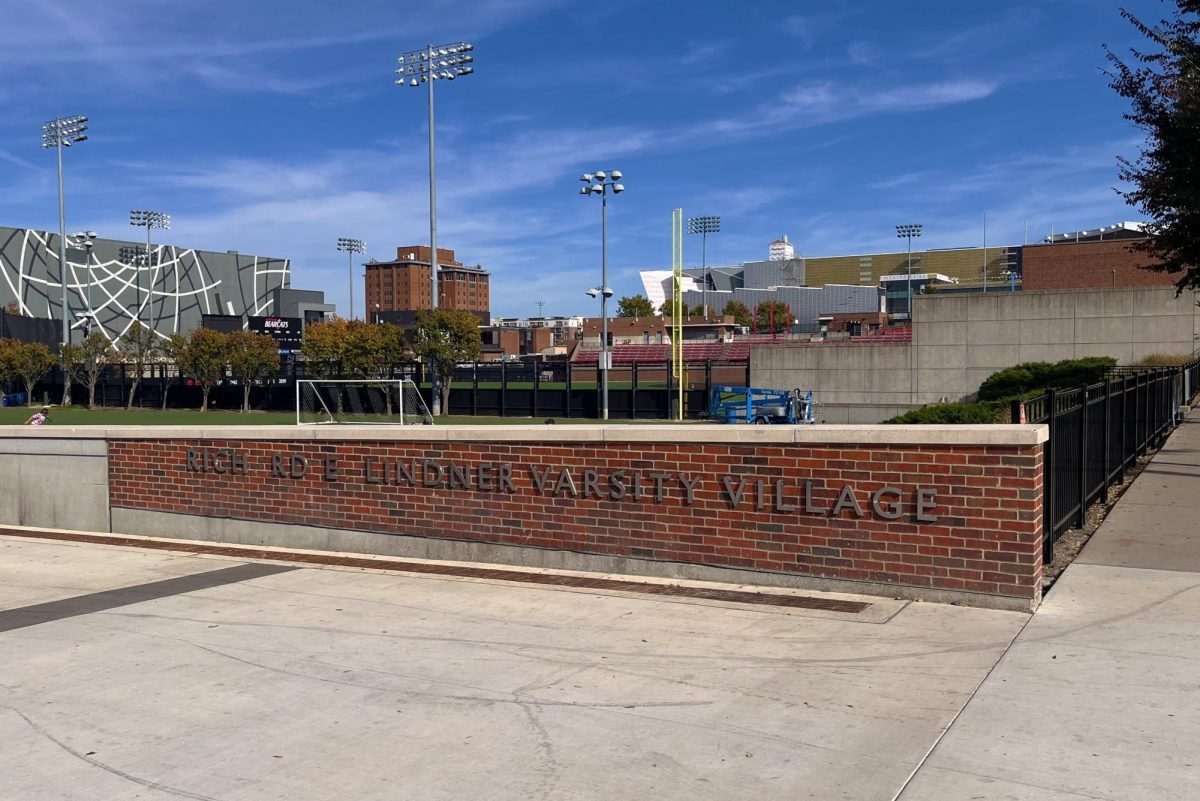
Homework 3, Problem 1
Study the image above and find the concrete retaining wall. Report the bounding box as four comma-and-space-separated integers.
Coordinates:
752, 287, 1200, 410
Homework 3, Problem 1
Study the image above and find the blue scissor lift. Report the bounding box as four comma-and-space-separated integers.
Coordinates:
708, 386, 815, 425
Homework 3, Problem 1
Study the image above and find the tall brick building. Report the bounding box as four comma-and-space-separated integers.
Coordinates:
365, 246, 490, 319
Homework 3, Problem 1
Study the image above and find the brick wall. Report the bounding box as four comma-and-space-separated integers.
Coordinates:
109, 439, 1044, 602
1022, 240, 1175, 291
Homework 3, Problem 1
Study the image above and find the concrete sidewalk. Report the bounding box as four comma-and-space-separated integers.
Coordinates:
900, 410, 1200, 800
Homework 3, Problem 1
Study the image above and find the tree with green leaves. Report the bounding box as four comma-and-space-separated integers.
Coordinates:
300, 317, 350, 379
62, 332, 116, 409
0, 338, 18, 396
227, 331, 280, 413
1104, 2, 1200, 291
158, 333, 188, 410
118, 322, 161, 410
616, 294, 655, 317
180, 328, 230, 412
9, 341, 55, 405
723, 299, 753, 328
753, 300, 791, 333
412, 309, 481, 415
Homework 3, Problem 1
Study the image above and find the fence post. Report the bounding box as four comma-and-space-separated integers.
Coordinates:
532, 361, 539, 419
1044, 389, 1057, 563
1102, 379, 1112, 496
500, 360, 507, 418
471, 363, 478, 417
564, 362, 572, 419
1077, 386, 1089, 528
629, 362, 638, 420
1009, 399, 1021, 424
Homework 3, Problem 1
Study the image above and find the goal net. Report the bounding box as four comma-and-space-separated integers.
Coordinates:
296, 379, 434, 426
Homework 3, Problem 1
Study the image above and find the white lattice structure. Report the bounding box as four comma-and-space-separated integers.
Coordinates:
0, 225, 290, 342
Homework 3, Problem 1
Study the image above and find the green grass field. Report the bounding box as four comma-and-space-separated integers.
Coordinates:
0, 406, 683, 426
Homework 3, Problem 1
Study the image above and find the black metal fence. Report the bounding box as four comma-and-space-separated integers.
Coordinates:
1014, 358, 1200, 561
23, 359, 753, 419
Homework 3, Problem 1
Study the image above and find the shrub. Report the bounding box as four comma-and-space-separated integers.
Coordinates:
976, 357, 1117, 402
1133, 352, 1193, 367
883, 402, 1004, 425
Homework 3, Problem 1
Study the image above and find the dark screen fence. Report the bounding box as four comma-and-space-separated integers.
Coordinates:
1014, 358, 1200, 562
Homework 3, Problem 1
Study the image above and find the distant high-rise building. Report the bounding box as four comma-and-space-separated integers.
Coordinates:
768, 235, 794, 262
365, 245, 490, 321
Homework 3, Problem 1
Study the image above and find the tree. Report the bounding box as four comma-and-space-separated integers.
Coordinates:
341, 321, 411, 415
0, 338, 18, 395
300, 317, 351, 379
159, 333, 188, 410
753, 300, 791, 333
616, 294, 654, 317
9, 342, 55, 405
118, 323, 161, 410
62, 332, 116, 409
723, 299, 753, 328
227, 331, 281, 413
179, 328, 230, 412
412, 309, 481, 415
1104, 2, 1200, 291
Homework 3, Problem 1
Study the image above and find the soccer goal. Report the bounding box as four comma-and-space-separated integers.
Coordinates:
296, 379, 434, 425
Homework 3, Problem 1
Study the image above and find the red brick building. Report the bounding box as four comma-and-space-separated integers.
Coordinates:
365, 246, 490, 318
1021, 231, 1174, 291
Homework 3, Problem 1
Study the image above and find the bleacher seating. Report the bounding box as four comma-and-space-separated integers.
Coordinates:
570, 327, 914, 365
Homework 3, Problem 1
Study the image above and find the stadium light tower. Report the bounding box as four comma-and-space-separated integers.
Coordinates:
42, 115, 88, 347
579, 170, 625, 421
687, 215, 720, 317
337, 238, 367, 320
895, 223, 923, 322
130, 209, 170, 329
396, 41, 475, 416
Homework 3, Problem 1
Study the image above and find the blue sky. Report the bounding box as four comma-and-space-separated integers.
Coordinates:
0, 0, 1163, 318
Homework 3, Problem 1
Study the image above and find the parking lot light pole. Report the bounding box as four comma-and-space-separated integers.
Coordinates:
69, 232, 98, 335
579, 170, 625, 420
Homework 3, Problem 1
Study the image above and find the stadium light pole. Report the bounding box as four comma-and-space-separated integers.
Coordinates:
397, 41, 475, 416
337, 238, 366, 320
687, 215, 720, 317
895, 223, 923, 322
42, 115, 88, 348
129, 210, 170, 330
580, 170, 625, 421
69, 232, 98, 335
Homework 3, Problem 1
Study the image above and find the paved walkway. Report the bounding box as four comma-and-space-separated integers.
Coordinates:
2, 412, 1198, 799
900, 409, 1200, 800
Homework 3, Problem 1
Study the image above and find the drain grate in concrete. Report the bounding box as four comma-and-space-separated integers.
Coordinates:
0, 528, 870, 614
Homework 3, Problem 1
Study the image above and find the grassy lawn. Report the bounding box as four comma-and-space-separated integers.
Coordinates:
0, 406, 685, 426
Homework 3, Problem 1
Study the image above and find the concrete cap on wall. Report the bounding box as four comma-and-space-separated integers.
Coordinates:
0, 423, 1050, 447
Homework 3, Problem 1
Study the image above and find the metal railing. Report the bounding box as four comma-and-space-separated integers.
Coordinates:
1016, 358, 1199, 562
